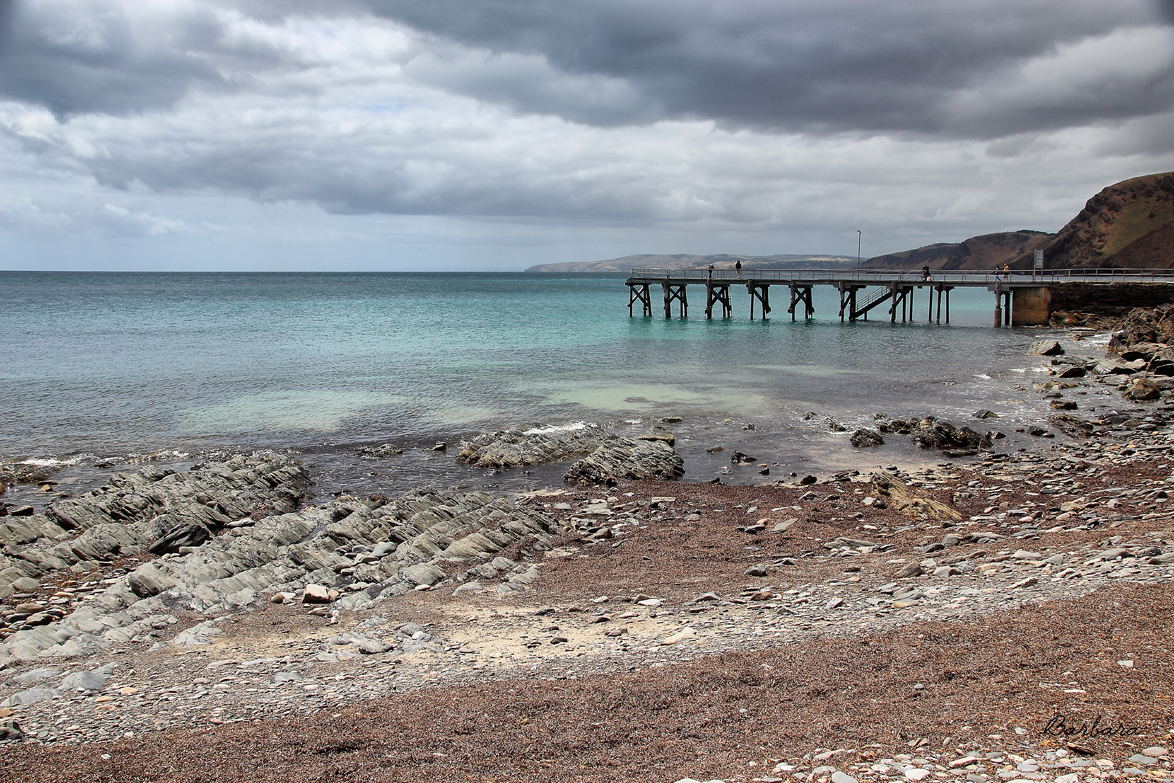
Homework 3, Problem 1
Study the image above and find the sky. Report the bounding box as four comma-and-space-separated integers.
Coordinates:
1, 0, 1173, 271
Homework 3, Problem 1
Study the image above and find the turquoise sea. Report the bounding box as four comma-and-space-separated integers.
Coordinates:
0, 272, 1082, 495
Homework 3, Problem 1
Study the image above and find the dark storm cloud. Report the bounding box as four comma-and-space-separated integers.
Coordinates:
0, 2, 228, 117
361, 0, 1174, 136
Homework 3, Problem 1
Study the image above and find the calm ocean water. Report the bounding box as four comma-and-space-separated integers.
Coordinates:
0, 272, 1087, 494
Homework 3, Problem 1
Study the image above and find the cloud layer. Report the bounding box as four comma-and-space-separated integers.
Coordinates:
0, 0, 1172, 268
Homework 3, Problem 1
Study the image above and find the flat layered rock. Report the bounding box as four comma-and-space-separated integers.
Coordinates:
457, 428, 603, 469
0, 481, 564, 666
563, 437, 684, 485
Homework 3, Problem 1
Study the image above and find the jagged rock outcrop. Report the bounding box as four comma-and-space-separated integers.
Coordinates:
850, 429, 884, 448
878, 417, 991, 455
563, 437, 684, 485
1109, 305, 1174, 353
457, 428, 603, 469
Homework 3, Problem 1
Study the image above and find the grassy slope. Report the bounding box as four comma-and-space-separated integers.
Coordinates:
1016, 171, 1174, 269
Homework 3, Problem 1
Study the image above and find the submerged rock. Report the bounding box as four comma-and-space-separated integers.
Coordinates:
358, 444, 403, 459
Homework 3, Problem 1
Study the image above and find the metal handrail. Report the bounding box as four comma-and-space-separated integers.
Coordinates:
626, 267, 1174, 285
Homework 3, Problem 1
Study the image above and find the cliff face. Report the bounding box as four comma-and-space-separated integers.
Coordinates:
863, 231, 1051, 271
1016, 172, 1174, 269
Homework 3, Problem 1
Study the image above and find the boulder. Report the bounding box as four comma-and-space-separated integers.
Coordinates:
1028, 339, 1064, 356
850, 429, 884, 448
1125, 377, 1162, 401
880, 417, 991, 453
301, 584, 332, 604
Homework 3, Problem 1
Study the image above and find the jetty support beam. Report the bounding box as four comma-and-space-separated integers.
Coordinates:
662, 281, 688, 319
934, 285, 954, 324
787, 285, 814, 321
748, 283, 773, 320
838, 284, 865, 321
628, 283, 651, 317
889, 285, 913, 323
705, 282, 732, 319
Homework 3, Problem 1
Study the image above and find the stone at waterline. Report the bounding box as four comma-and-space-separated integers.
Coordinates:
729, 450, 755, 464
358, 443, 403, 459
1050, 400, 1078, 410
635, 427, 675, 446
1125, 378, 1161, 401
1028, 339, 1064, 356
973, 410, 998, 419
1057, 365, 1087, 379
850, 428, 884, 448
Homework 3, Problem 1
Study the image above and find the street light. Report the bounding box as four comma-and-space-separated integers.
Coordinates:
856, 229, 861, 270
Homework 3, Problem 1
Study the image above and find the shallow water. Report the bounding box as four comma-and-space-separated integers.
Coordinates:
0, 271, 1101, 495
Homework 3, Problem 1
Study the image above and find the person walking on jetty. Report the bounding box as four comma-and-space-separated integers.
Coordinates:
735, 259, 742, 278
922, 264, 932, 281
1004, 263, 1011, 278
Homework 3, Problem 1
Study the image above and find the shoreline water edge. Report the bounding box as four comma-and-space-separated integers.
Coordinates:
2, 306, 1174, 782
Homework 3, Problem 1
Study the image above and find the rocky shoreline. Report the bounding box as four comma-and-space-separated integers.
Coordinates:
2, 309, 1174, 782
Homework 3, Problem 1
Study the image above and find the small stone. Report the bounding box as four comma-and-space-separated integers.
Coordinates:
1141, 747, 1168, 758
832, 772, 858, 783
904, 769, 931, 781
662, 627, 697, 645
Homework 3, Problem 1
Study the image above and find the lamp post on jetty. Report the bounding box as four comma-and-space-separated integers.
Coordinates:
856, 229, 861, 270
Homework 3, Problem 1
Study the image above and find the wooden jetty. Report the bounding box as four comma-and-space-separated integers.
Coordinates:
625, 268, 1174, 326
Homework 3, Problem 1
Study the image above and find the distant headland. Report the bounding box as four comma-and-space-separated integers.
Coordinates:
529, 171, 1174, 274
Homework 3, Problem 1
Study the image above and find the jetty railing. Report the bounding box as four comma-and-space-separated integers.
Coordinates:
627, 267, 1174, 284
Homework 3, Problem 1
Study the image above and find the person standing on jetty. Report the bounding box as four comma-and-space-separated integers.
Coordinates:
735, 259, 742, 278
708, 264, 714, 280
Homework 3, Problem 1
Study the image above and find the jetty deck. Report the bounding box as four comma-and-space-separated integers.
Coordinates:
624, 267, 1174, 326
